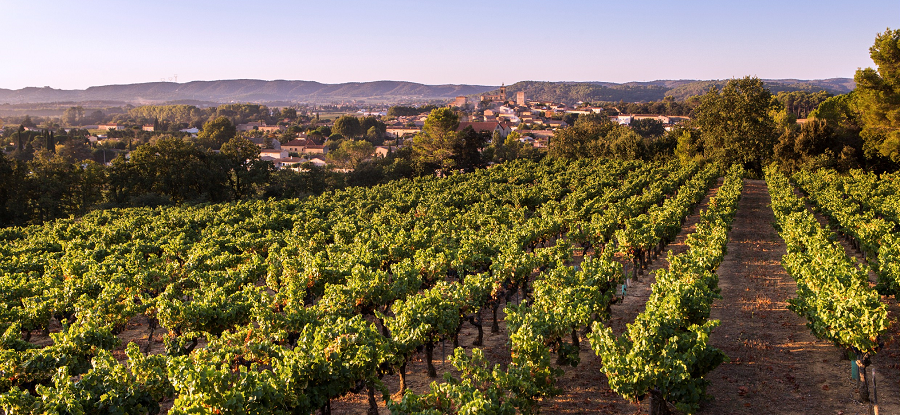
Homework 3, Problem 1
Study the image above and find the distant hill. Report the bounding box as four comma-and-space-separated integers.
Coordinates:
0, 80, 496, 105
0, 78, 855, 105
495, 78, 855, 104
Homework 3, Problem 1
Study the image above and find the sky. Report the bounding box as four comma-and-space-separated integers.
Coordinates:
2, 0, 897, 90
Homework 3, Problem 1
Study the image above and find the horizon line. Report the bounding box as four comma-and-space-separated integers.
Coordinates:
0, 76, 857, 92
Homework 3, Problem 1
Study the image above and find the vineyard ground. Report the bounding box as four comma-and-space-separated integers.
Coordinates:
701, 179, 889, 414
799, 182, 900, 413
332, 177, 723, 414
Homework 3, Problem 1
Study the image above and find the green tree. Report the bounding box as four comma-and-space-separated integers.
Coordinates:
21, 115, 36, 129
774, 90, 832, 119
333, 115, 363, 139
454, 126, 489, 169
312, 126, 331, 138
110, 136, 228, 204
280, 107, 297, 120
412, 108, 460, 171
26, 151, 84, 223
608, 127, 645, 160
361, 116, 386, 145
197, 117, 237, 150
548, 114, 616, 159
360, 116, 385, 135
775, 107, 864, 173
630, 119, 665, 138
263, 167, 339, 198
387, 105, 436, 117
365, 126, 384, 145
324, 136, 345, 152
214, 103, 271, 125
328, 139, 374, 169
809, 93, 859, 132
855, 28, 900, 163
693, 76, 780, 172
0, 154, 28, 226
85, 110, 105, 125
220, 136, 271, 200
672, 126, 701, 163
62, 106, 85, 126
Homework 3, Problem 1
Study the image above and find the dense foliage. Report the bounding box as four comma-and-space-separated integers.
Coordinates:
548, 114, 674, 161
590, 164, 744, 414
855, 28, 900, 164
766, 166, 889, 402
0, 158, 729, 414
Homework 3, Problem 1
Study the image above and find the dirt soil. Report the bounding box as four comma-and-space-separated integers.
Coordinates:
701, 179, 896, 415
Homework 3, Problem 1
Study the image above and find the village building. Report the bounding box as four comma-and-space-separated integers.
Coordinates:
516, 91, 526, 106
248, 137, 282, 149
386, 126, 421, 138
273, 156, 306, 170
457, 121, 513, 138
260, 149, 289, 160
479, 84, 507, 103
237, 121, 284, 133
302, 145, 327, 155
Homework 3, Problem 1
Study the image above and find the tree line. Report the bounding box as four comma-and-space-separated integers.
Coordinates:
549, 27, 900, 176
0, 111, 542, 227
2, 28, 899, 227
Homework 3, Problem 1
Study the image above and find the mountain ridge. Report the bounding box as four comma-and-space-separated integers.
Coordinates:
0, 78, 855, 105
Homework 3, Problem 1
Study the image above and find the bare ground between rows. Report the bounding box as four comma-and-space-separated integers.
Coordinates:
799, 184, 900, 413
331, 178, 724, 414
701, 179, 879, 415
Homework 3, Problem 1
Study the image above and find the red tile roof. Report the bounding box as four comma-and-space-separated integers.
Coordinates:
457, 121, 507, 133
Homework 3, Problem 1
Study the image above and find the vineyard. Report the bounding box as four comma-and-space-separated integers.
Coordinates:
0, 160, 899, 414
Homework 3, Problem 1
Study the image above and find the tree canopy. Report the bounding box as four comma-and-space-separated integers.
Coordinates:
412, 108, 460, 171
197, 117, 237, 150
333, 115, 363, 139
328, 140, 375, 169
692, 76, 780, 172
548, 114, 648, 160
855, 28, 900, 163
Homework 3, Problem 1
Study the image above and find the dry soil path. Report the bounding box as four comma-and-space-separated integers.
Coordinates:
701, 179, 872, 414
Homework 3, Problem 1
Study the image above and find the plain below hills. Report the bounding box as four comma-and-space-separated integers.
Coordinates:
0, 80, 495, 105
499, 78, 855, 104
0, 78, 855, 106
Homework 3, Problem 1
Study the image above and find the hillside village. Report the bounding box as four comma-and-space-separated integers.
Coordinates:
3, 85, 689, 172
385, 84, 688, 150
247, 89, 687, 170
250, 86, 687, 169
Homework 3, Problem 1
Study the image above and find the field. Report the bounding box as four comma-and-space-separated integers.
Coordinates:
0, 159, 897, 414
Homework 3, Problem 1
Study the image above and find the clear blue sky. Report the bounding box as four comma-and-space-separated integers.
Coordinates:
3, 0, 897, 90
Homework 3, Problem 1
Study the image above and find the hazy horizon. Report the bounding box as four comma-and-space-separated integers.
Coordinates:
4, 0, 897, 90
0, 76, 857, 92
